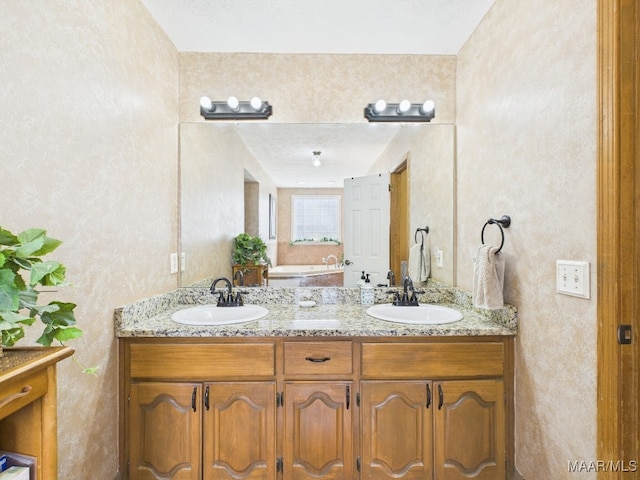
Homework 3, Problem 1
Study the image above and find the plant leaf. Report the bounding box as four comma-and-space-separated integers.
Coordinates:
0, 227, 19, 246
53, 326, 83, 342
18, 287, 39, 310
0, 310, 36, 326
15, 229, 46, 258
40, 301, 76, 326
0, 269, 20, 311
1, 327, 25, 347
30, 261, 66, 286
32, 236, 62, 256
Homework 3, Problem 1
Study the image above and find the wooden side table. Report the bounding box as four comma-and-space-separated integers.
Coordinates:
0, 347, 74, 480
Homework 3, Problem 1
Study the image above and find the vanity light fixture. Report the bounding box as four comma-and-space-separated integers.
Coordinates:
199, 95, 273, 120
312, 151, 322, 167
364, 99, 436, 122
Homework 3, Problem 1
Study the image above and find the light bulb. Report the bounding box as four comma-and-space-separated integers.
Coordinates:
227, 96, 240, 112
373, 99, 387, 114
312, 151, 322, 167
397, 100, 411, 114
200, 96, 214, 112
250, 97, 263, 111
420, 100, 435, 115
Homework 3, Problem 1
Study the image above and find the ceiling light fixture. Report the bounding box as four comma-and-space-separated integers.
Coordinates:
364, 99, 436, 122
199, 95, 273, 120
312, 151, 322, 167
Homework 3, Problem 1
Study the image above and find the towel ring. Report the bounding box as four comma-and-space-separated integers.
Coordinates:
415, 226, 429, 245
481, 215, 511, 253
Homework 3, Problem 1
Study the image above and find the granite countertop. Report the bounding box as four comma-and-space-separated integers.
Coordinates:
115, 285, 517, 338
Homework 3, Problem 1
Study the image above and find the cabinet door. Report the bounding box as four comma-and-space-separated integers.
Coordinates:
433, 380, 505, 480
203, 382, 277, 480
284, 382, 353, 480
129, 382, 201, 480
360, 381, 433, 480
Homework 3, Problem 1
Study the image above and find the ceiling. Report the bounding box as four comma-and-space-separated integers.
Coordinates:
236, 123, 402, 188
141, 0, 495, 187
140, 0, 495, 55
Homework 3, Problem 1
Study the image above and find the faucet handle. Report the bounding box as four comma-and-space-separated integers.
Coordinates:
216, 291, 226, 305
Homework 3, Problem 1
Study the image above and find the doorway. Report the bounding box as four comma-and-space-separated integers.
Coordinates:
389, 158, 409, 284
243, 169, 259, 236
597, 0, 639, 474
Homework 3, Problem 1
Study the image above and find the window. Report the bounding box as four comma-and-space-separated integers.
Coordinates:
291, 195, 341, 243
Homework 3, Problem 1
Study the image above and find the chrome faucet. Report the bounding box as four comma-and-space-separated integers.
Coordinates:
210, 277, 243, 307
323, 254, 339, 269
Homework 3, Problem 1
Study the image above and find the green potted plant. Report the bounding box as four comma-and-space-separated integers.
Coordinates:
232, 233, 269, 268
0, 226, 83, 358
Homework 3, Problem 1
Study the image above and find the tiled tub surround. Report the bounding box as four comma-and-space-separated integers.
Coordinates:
115, 285, 517, 338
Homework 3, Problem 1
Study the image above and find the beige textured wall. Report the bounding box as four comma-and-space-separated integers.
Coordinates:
457, 1, 597, 478
180, 123, 278, 285
1, 1, 178, 479
179, 53, 456, 124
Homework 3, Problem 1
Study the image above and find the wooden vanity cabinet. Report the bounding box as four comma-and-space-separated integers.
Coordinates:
120, 337, 512, 480
360, 342, 507, 480
282, 341, 355, 479
123, 341, 277, 480
128, 380, 276, 480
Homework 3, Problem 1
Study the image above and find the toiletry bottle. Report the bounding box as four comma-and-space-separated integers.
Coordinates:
361, 273, 374, 305
357, 271, 366, 287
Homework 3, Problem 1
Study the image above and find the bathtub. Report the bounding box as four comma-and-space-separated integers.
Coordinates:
268, 264, 344, 287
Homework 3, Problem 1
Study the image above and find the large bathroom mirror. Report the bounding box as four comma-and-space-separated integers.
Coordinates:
178, 122, 455, 288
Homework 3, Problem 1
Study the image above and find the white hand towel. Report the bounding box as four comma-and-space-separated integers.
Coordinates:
473, 244, 505, 310
408, 242, 430, 283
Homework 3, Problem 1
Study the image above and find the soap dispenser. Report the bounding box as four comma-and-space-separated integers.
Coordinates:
360, 273, 374, 306
357, 271, 366, 287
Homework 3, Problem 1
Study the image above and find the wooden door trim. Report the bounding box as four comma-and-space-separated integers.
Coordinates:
597, 0, 639, 475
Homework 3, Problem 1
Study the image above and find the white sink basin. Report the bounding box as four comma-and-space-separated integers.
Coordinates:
366, 303, 463, 325
171, 304, 268, 326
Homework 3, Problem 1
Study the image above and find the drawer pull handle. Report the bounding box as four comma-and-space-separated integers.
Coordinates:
0, 386, 32, 409
437, 384, 444, 410
305, 356, 331, 363
204, 386, 210, 410
426, 384, 431, 409
191, 387, 197, 412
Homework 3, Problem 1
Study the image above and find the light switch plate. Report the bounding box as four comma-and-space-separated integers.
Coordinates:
556, 260, 590, 299
170, 253, 179, 274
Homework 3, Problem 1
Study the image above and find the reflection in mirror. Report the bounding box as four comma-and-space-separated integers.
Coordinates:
178, 123, 455, 288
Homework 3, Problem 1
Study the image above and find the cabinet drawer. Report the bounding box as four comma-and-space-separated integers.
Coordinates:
284, 342, 353, 375
0, 369, 48, 420
361, 342, 504, 379
129, 343, 275, 380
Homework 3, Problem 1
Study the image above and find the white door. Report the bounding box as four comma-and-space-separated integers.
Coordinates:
343, 173, 390, 287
